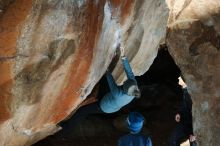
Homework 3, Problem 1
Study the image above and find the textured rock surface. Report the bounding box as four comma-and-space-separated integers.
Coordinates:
0, 0, 168, 145
0, 0, 13, 12
2, 0, 220, 145
166, 0, 220, 145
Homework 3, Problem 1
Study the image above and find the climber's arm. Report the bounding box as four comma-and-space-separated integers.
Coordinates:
106, 71, 120, 94
120, 47, 136, 81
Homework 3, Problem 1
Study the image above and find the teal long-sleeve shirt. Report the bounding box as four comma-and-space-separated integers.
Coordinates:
99, 57, 136, 113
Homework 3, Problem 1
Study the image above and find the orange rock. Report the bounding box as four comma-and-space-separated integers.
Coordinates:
0, 0, 168, 145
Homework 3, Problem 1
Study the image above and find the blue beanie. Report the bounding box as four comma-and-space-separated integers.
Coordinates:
127, 112, 144, 134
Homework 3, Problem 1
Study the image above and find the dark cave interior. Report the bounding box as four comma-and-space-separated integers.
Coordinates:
34, 47, 185, 146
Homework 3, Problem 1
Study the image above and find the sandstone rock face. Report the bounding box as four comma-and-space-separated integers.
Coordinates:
166, 0, 220, 145
0, 0, 168, 145
0, 0, 13, 11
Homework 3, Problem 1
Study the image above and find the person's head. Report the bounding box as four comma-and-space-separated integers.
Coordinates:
123, 80, 141, 98
127, 112, 144, 134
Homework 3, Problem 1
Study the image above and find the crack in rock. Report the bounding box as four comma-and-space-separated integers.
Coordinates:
0, 54, 29, 61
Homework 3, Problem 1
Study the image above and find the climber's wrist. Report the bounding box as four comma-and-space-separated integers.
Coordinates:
121, 56, 126, 60
119, 45, 126, 58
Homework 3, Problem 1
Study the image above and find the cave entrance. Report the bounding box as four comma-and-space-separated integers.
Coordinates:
34, 46, 187, 146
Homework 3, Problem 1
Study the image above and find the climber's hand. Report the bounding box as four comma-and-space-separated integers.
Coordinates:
120, 46, 125, 58
189, 135, 196, 142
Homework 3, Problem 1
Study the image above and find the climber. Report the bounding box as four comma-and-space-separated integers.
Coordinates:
118, 112, 153, 146
57, 44, 141, 139
169, 87, 197, 146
